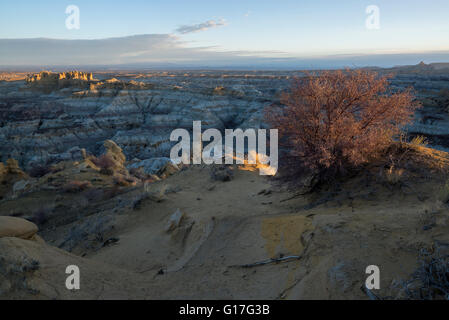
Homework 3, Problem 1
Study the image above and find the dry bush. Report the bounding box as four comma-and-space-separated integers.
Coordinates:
32, 206, 53, 225
210, 165, 234, 182
83, 188, 105, 202
439, 89, 449, 111
410, 135, 428, 147
60, 214, 114, 252
266, 69, 420, 189
129, 167, 146, 180
438, 181, 449, 203
29, 164, 56, 178
381, 143, 410, 186
91, 154, 115, 175
402, 248, 449, 300
384, 166, 405, 185
29, 165, 51, 178
113, 175, 136, 187
91, 154, 115, 174
63, 180, 92, 193
100, 168, 114, 176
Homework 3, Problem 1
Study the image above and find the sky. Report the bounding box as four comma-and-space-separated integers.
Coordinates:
1, 0, 449, 68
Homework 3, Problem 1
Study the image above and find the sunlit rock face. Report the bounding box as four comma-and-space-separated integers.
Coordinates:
1, 68, 449, 169
26, 71, 94, 83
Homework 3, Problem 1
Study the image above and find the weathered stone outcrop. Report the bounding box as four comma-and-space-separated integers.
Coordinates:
25, 71, 153, 94
5, 159, 24, 175
127, 157, 178, 176
0, 159, 28, 198
103, 140, 126, 167
26, 71, 94, 83
0, 217, 38, 240
0, 162, 5, 181
0, 159, 27, 183
26, 71, 94, 93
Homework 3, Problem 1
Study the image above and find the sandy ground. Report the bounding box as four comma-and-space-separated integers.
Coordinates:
2, 149, 449, 299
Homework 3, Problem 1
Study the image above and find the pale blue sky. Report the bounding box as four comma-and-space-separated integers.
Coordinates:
1, 0, 448, 67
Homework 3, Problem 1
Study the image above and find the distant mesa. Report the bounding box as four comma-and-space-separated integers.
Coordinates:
384, 61, 441, 75
26, 70, 94, 83
25, 71, 153, 94
25, 71, 95, 93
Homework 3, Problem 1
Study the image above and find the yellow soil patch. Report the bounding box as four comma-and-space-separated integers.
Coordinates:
261, 215, 312, 258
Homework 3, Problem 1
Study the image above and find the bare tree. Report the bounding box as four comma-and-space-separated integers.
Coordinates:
266, 69, 420, 189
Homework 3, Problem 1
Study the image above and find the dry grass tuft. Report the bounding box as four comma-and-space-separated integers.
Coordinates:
63, 180, 92, 193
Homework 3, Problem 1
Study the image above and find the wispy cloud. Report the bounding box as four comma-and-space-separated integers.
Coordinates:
175, 19, 227, 34
0, 34, 260, 66
1, 34, 448, 69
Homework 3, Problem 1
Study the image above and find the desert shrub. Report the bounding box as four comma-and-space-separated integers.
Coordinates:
91, 154, 115, 175
29, 165, 52, 178
113, 175, 136, 187
402, 249, 449, 300
83, 188, 104, 202
32, 206, 53, 225
384, 166, 405, 185
113, 176, 128, 186
265, 69, 420, 189
381, 146, 409, 186
99, 168, 114, 176
129, 167, 144, 179
60, 214, 113, 251
150, 141, 174, 158
213, 86, 226, 95
63, 180, 92, 193
132, 194, 145, 210
102, 185, 122, 200
438, 181, 449, 203
410, 135, 428, 147
439, 89, 449, 110
210, 165, 234, 182
91, 154, 115, 171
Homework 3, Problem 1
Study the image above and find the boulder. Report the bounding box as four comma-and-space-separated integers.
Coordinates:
160, 161, 180, 177
128, 157, 179, 176
12, 180, 30, 195
165, 209, 185, 233
0, 217, 38, 240
210, 165, 234, 182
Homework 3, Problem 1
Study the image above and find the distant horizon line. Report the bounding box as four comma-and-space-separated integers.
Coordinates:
1, 61, 449, 73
